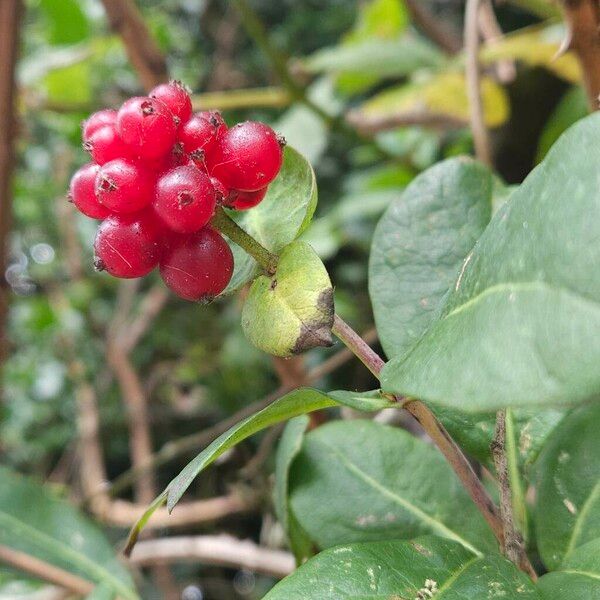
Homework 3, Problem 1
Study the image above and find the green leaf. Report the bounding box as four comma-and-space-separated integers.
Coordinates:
357, 71, 510, 128
225, 147, 317, 293
302, 36, 444, 80
382, 112, 600, 411
537, 537, 600, 598
534, 403, 600, 569
0, 466, 136, 599
86, 583, 116, 600
39, 0, 89, 45
242, 242, 334, 357
126, 387, 397, 547
345, 0, 408, 44
369, 157, 493, 360
264, 536, 539, 599
480, 23, 580, 84
274, 416, 313, 563
289, 420, 496, 554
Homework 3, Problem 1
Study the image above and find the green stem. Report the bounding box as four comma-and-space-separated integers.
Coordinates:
210, 206, 278, 274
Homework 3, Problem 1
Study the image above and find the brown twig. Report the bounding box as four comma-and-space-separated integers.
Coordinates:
0, 545, 95, 597
560, 0, 600, 108
491, 410, 537, 579
465, 0, 493, 166
478, 0, 516, 83
99, 0, 168, 91
0, 0, 22, 368
129, 535, 294, 578
405, 0, 462, 54
121, 284, 169, 353
345, 109, 467, 135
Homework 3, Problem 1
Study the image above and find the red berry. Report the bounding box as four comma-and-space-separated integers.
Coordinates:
94, 211, 163, 278
117, 96, 177, 161
84, 125, 130, 165
154, 165, 216, 233
211, 121, 283, 192
150, 81, 192, 126
95, 159, 155, 214
210, 176, 229, 204
159, 228, 233, 301
68, 163, 110, 220
82, 109, 117, 141
178, 111, 226, 163
228, 187, 268, 211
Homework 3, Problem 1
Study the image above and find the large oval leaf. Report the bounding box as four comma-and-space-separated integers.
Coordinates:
0, 466, 136, 599
534, 403, 600, 569
537, 537, 600, 598
289, 420, 496, 554
225, 146, 317, 293
369, 156, 493, 359
264, 536, 539, 600
382, 113, 600, 411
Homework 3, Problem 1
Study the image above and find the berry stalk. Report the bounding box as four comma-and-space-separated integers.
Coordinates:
210, 206, 279, 274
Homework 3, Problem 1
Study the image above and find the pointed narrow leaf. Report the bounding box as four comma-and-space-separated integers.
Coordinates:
264, 536, 539, 599
289, 420, 496, 554
382, 113, 600, 411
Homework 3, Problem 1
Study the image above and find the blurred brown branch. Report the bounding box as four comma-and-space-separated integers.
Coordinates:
129, 535, 294, 578
405, 0, 462, 54
100, 0, 168, 91
0, 0, 22, 368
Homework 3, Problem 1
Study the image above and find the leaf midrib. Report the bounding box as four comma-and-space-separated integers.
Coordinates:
316, 438, 483, 556
0, 511, 136, 599
564, 480, 600, 559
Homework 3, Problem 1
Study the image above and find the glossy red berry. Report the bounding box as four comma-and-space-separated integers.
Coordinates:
178, 111, 226, 163
68, 163, 110, 220
228, 187, 268, 211
94, 211, 163, 278
150, 81, 192, 126
154, 165, 216, 233
95, 159, 155, 214
117, 96, 177, 161
84, 125, 130, 165
211, 121, 283, 192
159, 228, 233, 301
82, 109, 117, 141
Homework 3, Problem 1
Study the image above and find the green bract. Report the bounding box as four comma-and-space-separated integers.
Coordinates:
242, 241, 334, 357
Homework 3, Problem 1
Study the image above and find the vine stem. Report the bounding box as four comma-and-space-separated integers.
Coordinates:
212, 217, 538, 574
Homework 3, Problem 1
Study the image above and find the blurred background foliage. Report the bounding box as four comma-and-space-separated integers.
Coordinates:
1, 0, 590, 598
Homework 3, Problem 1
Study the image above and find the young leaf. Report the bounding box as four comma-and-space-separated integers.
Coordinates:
274, 416, 314, 563
537, 537, 600, 598
369, 156, 493, 359
241, 241, 334, 357
382, 113, 600, 411
263, 536, 539, 599
289, 420, 496, 555
0, 466, 136, 599
534, 403, 600, 570
225, 147, 317, 293
125, 387, 395, 549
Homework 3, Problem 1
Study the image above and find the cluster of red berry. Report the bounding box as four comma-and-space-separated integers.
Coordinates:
68, 81, 285, 301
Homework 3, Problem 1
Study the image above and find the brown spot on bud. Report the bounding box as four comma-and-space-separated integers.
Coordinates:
190, 149, 205, 163
276, 133, 287, 148
98, 176, 116, 193
141, 100, 155, 116
177, 191, 194, 207
66, 191, 74, 203
93, 257, 106, 272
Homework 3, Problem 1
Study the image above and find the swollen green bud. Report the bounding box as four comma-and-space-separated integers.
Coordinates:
242, 241, 334, 357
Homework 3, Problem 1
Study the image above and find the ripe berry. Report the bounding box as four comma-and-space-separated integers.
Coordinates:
95, 159, 155, 214
94, 211, 163, 278
117, 96, 177, 161
210, 177, 229, 204
84, 125, 130, 165
68, 163, 110, 220
178, 111, 226, 163
154, 165, 216, 233
228, 187, 268, 211
150, 81, 192, 126
211, 121, 283, 192
82, 109, 117, 141
159, 228, 233, 301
